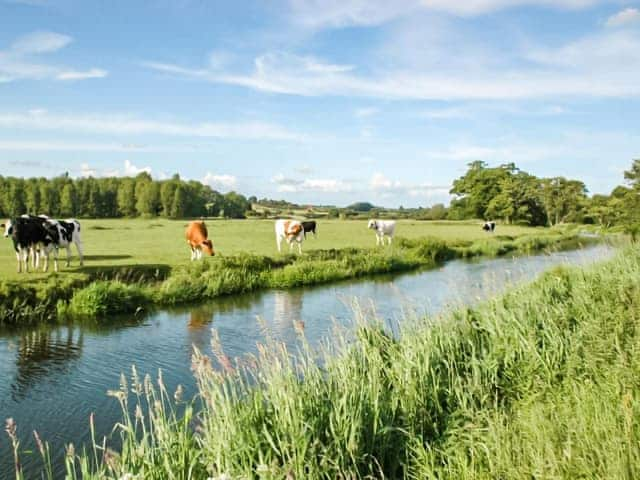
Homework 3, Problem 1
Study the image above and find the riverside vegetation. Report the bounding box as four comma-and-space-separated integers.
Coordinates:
0, 219, 595, 325
5, 240, 636, 479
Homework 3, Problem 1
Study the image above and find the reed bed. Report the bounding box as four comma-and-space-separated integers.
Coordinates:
7, 241, 638, 479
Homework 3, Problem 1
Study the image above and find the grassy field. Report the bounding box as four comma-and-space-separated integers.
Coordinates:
0, 218, 543, 281
14, 242, 638, 479
0, 218, 592, 324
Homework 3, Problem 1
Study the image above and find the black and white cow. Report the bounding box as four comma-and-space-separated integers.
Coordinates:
301, 221, 317, 238
1, 217, 58, 273
40, 217, 84, 268
482, 221, 496, 233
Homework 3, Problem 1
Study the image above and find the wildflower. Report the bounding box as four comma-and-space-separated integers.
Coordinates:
33, 430, 45, 456
174, 384, 184, 403
66, 443, 75, 459
5, 418, 17, 442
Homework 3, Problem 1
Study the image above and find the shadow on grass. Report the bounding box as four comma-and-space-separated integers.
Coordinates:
82, 255, 133, 261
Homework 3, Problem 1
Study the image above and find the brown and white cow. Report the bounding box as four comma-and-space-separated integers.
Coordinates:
185, 221, 215, 260
275, 219, 304, 254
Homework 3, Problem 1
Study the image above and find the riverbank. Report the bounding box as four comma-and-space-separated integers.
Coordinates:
9, 240, 636, 479
0, 230, 596, 324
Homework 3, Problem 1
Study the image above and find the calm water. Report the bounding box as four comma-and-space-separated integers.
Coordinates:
0, 244, 614, 477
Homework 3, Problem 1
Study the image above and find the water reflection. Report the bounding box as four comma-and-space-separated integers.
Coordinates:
11, 327, 83, 400
272, 290, 303, 331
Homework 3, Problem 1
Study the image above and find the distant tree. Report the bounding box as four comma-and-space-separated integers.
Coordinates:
117, 178, 137, 217
541, 177, 588, 226
347, 202, 376, 212
160, 181, 177, 217
60, 183, 77, 217
170, 184, 187, 218
222, 191, 250, 218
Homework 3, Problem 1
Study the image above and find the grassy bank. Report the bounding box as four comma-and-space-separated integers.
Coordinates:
10, 239, 637, 479
0, 225, 594, 323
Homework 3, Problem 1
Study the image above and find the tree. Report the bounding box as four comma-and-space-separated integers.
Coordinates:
541, 177, 588, 226
170, 184, 187, 218
136, 180, 160, 217
160, 181, 177, 217
60, 183, 77, 217
221, 192, 250, 218
117, 179, 137, 217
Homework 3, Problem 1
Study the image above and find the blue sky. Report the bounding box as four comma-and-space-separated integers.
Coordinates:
0, 0, 639, 207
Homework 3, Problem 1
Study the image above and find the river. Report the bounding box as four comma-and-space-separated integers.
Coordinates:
0, 244, 614, 477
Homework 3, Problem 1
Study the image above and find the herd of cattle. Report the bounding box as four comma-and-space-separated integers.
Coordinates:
1, 215, 84, 273
2, 215, 498, 271
185, 218, 497, 260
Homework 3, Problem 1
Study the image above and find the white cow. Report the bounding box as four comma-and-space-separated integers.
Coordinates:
368, 219, 396, 246
275, 219, 305, 254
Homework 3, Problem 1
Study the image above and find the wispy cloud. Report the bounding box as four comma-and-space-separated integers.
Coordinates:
0, 110, 308, 141
287, 0, 609, 29
203, 172, 238, 191
56, 68, 108, 81
0, 31, 107, 82
272, 173, 353, 192
370, 172, 450, 199
144, 28, 640, 100
605, 7, 640, 28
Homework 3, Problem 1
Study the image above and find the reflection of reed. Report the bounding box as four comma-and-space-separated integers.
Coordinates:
272, 290, 303, 333
12, 328, 83, 400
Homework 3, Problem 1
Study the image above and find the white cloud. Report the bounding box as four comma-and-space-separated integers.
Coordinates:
56, 68, 108, 81
10, 31, 71, 54
0, 31, 107, 82
606, 8, 640, 27
370, 172, 450, 199
144, 29, 640, 100
77, 160, 152, 178
272, 173, 352, 192
0, 110, 307, 141
287, 0, 607, 28
203, 172, 238, 191
124, 159, 152, 176
80, 163, 98, 177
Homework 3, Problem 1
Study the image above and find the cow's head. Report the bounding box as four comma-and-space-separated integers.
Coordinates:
201, 239, 215, 256
287, 223, 303, 238
1, 220, 13, 238
368, 219, 377, 230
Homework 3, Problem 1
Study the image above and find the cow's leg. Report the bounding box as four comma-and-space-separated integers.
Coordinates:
276, 235, 282, 253
387, 236, 393, 245
16, 251, 21, 273
297, 241, 302, 254
190, 246, 196, 261
75, 239, 84, 266
22, 248, 29, 273
65, 245, 72, 266
52, 246, 59, 273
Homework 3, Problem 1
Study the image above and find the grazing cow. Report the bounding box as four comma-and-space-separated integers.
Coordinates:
482, 221, 496, 233
185, 221, 214, 260
301, 220, 317, 238
1, 217, 58, 273
275, 219, 304, 254
39, 217, 84, 269
368, 219, 396, 246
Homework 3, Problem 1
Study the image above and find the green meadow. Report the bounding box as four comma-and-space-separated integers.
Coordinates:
0, 218, 545, 280
0, 218, 593, 324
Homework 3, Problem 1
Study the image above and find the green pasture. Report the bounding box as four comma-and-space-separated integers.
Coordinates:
0, 218, 542, 281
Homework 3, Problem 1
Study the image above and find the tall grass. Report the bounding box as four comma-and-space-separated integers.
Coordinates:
57, 232, 594, 319
9, 241, 639, 479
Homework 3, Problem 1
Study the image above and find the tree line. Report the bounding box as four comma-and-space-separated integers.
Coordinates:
447, 160, 640, 228
0, 172, 251, 219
